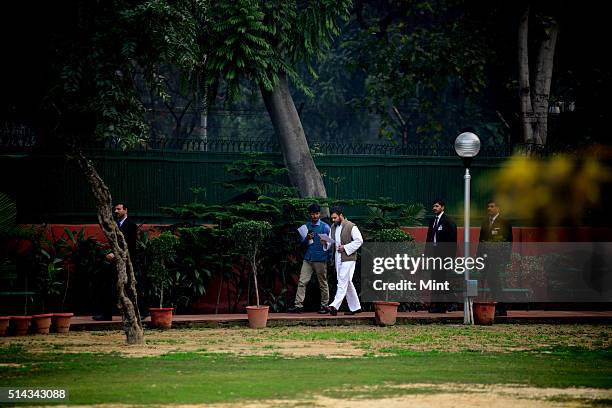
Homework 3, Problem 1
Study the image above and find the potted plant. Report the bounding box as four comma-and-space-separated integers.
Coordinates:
230, 221, 272, 329
368, 228, 415, 326
146, 231, 179, 329
31, 242, 65, 334
49, 228, 95, 333
473, 302, 496, 325
0, 193, 32, 335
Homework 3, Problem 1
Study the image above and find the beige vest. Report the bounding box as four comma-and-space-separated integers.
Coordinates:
330, 219, 357, 262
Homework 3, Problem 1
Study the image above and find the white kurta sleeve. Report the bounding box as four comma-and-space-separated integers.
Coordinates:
343, 225, 363, 256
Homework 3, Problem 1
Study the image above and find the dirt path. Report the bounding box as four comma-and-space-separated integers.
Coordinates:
0, 329, 365, 358
2, 325, 610, 358
41, 384, 612, 407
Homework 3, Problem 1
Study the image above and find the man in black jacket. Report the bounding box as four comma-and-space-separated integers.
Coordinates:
479, 200, 513, 316
92, 202, 138, 321
425, 199, 457, 313
426, 200, 457, 244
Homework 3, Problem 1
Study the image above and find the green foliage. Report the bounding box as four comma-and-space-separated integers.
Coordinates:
230, 221, 272, 257
7, 226, 102, 314
138, 228, 217, 311
222, 159, 295, 197
34, 249, 64, 313
229, 220, 272, 307
338, 0, 504, 145
361, 199, 425, 235
174, 226, 225, 309
368, 228, 414, 243
163, 156, 425, 311
146, 232, 179, 308
46, 0, 351, 146
210, 0, 351, 98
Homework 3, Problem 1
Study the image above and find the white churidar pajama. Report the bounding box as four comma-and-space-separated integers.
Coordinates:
326, 224, 363, 312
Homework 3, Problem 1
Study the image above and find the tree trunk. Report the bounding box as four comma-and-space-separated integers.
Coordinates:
517, 3, 534, 147
261, 73, 328, 203
533, 19, 559, 146
252, 249, 260, 307
517, 4, 559, 151
69, 150, 144, 345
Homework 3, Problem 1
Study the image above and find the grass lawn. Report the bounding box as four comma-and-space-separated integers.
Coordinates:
1, 324, 611, 406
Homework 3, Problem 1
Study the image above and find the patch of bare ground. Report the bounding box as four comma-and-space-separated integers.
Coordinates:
1, 324, 609, 357
0, 329, 365, 358
38, 384, 612, 408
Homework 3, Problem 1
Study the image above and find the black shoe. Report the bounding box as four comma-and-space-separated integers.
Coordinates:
288, 306, 303, 313
317, 306, 330, 314
344, 309, 362, 315
92, 315, 112, 321
329, 306, 337, 316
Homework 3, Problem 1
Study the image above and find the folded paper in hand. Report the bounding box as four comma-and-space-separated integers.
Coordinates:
318, 234, 335, 244
297, 225, 308, 240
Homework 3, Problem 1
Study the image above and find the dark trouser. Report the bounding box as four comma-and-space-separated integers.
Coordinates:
427, 246, 456, 313
95, 262, 117, 317
483, 259, 507, 313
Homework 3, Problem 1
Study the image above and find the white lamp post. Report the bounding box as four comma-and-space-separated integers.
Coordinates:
454, 132, 481, 324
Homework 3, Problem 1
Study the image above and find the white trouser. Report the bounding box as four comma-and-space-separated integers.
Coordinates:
329, 260, 361, 311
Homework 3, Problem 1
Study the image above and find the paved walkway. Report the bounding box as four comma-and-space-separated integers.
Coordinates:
71, 310, 612, 330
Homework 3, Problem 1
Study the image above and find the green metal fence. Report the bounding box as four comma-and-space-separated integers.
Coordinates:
1, 150, 507, 224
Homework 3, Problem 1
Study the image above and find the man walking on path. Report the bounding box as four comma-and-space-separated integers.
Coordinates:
289, 203, 331, 314
324, 206, 364, 316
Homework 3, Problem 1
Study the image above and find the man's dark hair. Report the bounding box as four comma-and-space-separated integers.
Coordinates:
330, 206, 344, 216
115, 202, 128, 210
432, 199, 445, 207
307, 203, 321, 213
486, 199, 497, 206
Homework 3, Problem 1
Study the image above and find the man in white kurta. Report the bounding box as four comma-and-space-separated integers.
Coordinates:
323, 206, 363, 316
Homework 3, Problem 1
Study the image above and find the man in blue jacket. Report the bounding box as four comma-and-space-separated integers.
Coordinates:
289, 203, 331, 314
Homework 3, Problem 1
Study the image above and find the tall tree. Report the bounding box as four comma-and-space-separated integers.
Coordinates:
517, 2, 559, 149
345, 0, 498, 147
208, 0, 351, 200
38, 0, 212, 343
13, 0, 350, 342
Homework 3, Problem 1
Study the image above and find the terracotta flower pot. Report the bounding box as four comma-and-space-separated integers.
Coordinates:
246, 305, 269, 329
374, 301, 400, 326
0, 316, 10, 336
473, 301, 496, 325
32, 313, 54, 334
11, 316, 32, 336
53, 313, 74, 333
149, 307, 174, 329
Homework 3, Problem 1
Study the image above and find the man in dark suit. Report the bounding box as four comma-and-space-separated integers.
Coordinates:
426, 200, 457, 244
425, 199, 457, 313
92, 202, 138, 321
114, 203, 137, 255
478, 199, 513, 316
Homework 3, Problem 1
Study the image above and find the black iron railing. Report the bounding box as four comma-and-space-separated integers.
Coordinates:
1, 132, 521, 157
